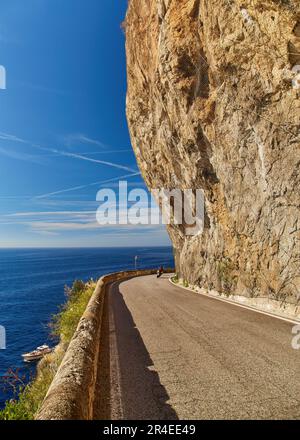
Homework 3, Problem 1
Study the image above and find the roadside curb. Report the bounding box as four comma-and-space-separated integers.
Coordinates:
36, 268, 173, 420
168, 277, 300, 326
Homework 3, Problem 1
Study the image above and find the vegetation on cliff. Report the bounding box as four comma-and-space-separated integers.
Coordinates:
0, 280, 95, 420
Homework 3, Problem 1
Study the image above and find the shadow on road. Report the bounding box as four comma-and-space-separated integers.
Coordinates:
93, 286, 111, 420
93, 280, 178, 420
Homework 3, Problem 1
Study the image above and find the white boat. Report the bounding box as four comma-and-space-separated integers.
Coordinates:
22, 344, 52, 362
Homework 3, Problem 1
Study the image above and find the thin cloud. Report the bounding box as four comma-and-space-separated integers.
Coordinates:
28, 221, 101, 231
5, 211, 96, 218
0, 146, 44, 164
0, 196, 33, 200
64, 134, 107, 148
27, 221, 164, 233
12, 80, 75, 97
33, 230, 59, 237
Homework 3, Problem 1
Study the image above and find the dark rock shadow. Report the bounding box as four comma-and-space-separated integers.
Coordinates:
94, 280, 178, 420
111, 281, 178, 420
93, 287, 111, 420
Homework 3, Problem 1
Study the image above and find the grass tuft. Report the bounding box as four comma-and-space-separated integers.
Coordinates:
0, 279, 95, 420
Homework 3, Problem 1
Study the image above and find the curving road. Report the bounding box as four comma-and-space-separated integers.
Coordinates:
94, 274, 300, 420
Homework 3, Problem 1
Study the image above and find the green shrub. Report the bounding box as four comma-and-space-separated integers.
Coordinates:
0, 351, 62, 420
51, 280, 95, 343
0, 280, 95, 420
172, 274, 179, 283
217, 258, 236, 296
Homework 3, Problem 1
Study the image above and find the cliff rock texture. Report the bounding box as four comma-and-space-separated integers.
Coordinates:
125, 0, 300, 303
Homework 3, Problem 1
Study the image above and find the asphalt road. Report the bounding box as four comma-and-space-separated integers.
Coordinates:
94, 274, 300, 420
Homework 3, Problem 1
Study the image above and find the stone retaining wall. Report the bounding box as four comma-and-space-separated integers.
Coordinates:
36, 269, 173, 420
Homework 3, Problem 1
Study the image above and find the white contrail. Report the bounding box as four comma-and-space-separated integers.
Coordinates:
0, 146, 44, 164
67, 134, 107, 148
0, 130, 137, 172
34, 172, 141, 199
5, 211, 96, 217
55, 149, 136, 172
0, 131, 28, 143
33, 145, 138, 173
44, 149, 132, 156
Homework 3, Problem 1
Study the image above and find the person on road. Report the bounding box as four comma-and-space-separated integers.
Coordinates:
157, 265, 164, 278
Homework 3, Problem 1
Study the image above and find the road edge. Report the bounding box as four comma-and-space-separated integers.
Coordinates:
169, 277, 300, 325
36, 268, 174, 420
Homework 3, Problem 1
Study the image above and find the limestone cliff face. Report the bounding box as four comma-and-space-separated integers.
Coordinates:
125, 0, 300, 303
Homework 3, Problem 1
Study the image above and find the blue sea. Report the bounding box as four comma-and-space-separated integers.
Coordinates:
0, 247, 174, 408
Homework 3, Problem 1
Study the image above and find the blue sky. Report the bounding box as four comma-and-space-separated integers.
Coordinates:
0, 0, 170, 247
